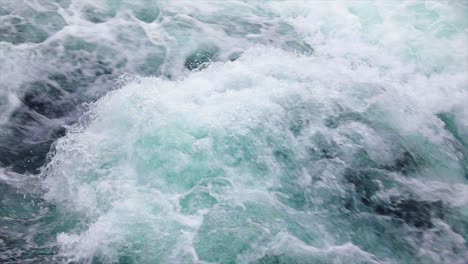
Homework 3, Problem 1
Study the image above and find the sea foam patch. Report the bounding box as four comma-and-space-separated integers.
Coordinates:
0, 0, 466, 263
43, 46, 467, 263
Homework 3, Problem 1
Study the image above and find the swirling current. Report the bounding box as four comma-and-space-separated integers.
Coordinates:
0, 1, 467, 263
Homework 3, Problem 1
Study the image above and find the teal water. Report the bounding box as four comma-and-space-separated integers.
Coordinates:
0, 1, 467, 263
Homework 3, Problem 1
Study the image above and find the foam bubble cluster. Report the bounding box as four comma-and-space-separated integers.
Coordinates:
0, 0, 467, 263
43, 44, 467, 263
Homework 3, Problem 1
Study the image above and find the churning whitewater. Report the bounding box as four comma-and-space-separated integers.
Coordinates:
0, 1, 467, 264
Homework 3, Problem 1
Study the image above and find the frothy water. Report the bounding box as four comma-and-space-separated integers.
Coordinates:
0, 1, 467, 263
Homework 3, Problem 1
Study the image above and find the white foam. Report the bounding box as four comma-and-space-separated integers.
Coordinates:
12, 0, 464, 263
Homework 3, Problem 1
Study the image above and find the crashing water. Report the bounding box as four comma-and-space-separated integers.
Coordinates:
0, 1, 467, 263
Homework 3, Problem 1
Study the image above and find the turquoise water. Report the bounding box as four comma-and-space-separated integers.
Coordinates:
0, 1, 467, 263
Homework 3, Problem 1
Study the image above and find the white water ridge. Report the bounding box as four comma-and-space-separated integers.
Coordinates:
0, 1, 467, 264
